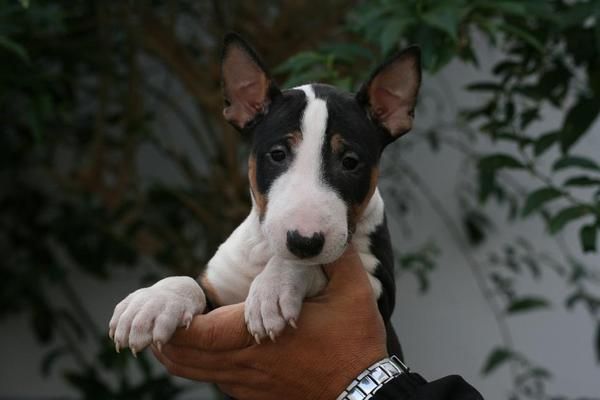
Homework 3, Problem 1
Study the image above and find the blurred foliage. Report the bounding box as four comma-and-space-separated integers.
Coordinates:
1, 0, 600, 399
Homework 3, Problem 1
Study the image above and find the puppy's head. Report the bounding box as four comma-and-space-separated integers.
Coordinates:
221, 33, 421, 264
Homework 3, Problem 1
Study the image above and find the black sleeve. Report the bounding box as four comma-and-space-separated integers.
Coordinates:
371, 373, 484, 400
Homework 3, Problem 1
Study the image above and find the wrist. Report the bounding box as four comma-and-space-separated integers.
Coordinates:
336, 355, 409, 400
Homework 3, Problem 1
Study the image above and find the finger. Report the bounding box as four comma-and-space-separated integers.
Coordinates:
152, 345, 251, 385
160, 342, 239, 369
321, 244, 373, 296
169, 303, 254, 351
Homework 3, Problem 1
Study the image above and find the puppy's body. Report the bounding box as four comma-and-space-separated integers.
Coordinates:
109, 35, 420, 358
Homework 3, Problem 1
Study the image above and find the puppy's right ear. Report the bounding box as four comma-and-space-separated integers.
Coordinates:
221, 33, 280, 131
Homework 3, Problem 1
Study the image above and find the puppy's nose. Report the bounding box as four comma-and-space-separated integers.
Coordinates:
286, 230, 325, 259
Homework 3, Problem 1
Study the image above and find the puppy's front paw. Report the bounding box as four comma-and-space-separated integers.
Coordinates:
245, 271, 303, 343
108, 276, 205, 355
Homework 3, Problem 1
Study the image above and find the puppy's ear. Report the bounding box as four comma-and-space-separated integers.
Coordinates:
221, 33, 280, 131
357, 46, 421, 141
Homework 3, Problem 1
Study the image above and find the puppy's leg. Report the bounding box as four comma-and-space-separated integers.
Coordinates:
245, 257, 326, 342
109, 276, 206, 354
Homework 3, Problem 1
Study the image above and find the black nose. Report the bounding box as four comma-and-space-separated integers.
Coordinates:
286, 230, 325, 259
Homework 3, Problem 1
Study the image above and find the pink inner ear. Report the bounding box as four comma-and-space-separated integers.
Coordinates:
370, 86, 414, 136
222, 45, 270, 129
367, 54, 420, 137
223, 76, 269, 128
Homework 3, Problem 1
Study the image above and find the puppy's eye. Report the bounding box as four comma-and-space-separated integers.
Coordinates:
268, 146, 287, 163
342, 153, 360, 171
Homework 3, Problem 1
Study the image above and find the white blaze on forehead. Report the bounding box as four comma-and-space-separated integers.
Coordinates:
294, 85, 328, 181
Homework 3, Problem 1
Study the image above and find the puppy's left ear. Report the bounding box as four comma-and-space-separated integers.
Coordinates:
221, 33, 280, 131
357, 46, 421, 141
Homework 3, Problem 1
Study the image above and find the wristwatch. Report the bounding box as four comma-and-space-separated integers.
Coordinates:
336, 355, 410, 400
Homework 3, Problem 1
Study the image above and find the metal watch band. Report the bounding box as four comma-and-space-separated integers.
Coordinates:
336, 355, 409, 400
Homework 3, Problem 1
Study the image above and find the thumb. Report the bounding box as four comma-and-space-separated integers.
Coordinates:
169, 303, 253, 351
322, 244, 374, 296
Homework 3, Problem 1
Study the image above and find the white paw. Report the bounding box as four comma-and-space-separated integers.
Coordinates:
108, 276, 206, 355
244, 268, 304, 343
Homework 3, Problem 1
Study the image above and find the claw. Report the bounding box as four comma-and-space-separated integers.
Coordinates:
288, 319, 297, 329
269, 330, 276, 342
109, 328, 114, 340
183, 311, 193, 329
155, 341, 163, 352
131, 347, 137, 358
115, 341, 120, 354
254, 333, 261, 344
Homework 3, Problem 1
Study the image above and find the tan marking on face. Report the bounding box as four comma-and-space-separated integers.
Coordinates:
349, 167, 379, 232
200, 273, 223, 306
330, 133, 344, 154
286, 130, 303, 148
248, 155, 267, 218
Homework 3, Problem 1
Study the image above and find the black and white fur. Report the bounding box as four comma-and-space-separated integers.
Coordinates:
109, 34, 421, 357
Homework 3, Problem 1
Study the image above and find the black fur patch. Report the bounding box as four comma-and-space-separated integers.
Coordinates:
369, 215, 403, 358
312, 84, 383, 207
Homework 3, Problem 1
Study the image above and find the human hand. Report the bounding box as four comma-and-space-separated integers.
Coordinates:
152, 245, 388, 400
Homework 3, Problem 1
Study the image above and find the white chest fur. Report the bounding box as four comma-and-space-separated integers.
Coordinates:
203, 189, 385, 305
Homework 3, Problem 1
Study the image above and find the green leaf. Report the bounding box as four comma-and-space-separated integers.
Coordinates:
564, 176, 600, 187
534, 132, 558, 156
560, 1, 598, 28
506, 296, 551, 314
422, 5, 462, 40
580, 224, 598, 252
478, 154, 525, 170
0, 35, 30, 63
275, 51, 323, 74
476, 0, 527, 16
548, 205, 591, 234
498, 23, 544, 52
560, 95, 600, 152
482, 347, 515, 375
477, 154, 524, 203
553, 156, 600, 172
466, 82, 503, 92
379, 19, 411, 54
522, 187, 563, 217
